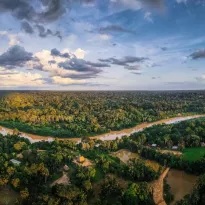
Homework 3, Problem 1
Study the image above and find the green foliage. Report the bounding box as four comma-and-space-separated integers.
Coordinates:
131, 118, 205, 148
163, 179, 174, 204
0, 91, 204, 138
123, 182, 155, 205
182, 148, 205, 161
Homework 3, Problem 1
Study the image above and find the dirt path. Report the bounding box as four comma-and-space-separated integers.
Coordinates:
151, 168, 170, 205
0, 114, 205, 143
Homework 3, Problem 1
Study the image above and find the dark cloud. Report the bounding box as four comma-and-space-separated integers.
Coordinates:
36, 24, 52, 37
48, 60, 57, 64
99, 25, 135, 34
0, 0, 67, 23
131, 71, 142, 75
0, 45, 33, 68
36, 25, 62, 40
21, 21, 34, 34
39, 0, 66, 22
189, 49, 205, 60
161, 47, 168, 51
99, 56, 148, 66
152, 76, 160, 79
58, 58, 109, 73
61, 73, 100, 79
58, 57, 110, 79
124, 65, 141, 70
51, 48, 70, 58
20, 23, 62, 40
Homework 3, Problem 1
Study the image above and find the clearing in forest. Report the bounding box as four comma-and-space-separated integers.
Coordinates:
182, 147, 205, 161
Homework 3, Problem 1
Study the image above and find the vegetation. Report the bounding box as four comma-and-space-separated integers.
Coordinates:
131, 118, 205, 149
0, 91, 205, 138
1, 91, 205, 204
182, 148, 205, 161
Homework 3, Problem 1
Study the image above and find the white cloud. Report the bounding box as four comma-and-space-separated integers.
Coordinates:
110, 0, 142, 10
176, 0, 187, 3
0, 69, 44, 87
52, 76, 85, 85
144, 12, 153, 22
196, 74, 205, 82
0, 31, 20, 46
99, 34, 112, 41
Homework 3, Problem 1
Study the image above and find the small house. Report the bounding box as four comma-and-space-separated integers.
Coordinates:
17, 153, 23, 159
172, 146, 178, 150
151, 144, 157, 147
10, 159, 21, 165
78, 156, 85, 163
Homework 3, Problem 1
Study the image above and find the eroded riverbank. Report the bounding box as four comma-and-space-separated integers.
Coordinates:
0, 114, 205, 143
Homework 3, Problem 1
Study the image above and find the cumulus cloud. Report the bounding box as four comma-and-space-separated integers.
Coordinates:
58, 57, 110, 77
0, 0, 67, 23
0, 31, 20, 46
0, 45, 34, 69
189, 49, 205, 60
34, 48, 109, 80
48, 60, 56, 64
52, 76, 84, 85
51, 48, 71, 58
0, 68, 45, 88
99, 56, 148, 66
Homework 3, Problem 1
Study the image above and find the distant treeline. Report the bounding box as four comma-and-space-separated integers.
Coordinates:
0, 91, 205, 138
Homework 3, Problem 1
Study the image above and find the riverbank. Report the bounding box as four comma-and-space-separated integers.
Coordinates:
0, 114, 205, 143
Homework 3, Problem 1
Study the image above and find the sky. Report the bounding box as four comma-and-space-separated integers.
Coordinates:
0, 0, 205, 90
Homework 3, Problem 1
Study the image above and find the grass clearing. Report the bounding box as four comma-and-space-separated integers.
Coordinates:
182, 147, 205, 161
93, 167, 104, 183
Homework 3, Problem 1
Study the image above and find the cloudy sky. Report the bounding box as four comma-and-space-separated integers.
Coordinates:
0, 0, 205, 90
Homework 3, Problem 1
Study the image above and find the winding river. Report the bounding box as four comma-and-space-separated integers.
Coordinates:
0, 115, 205, 143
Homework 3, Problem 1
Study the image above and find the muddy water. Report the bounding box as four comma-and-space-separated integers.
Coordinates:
0, 187, 19, 205
166, 169, 198, 205
0, 115, 204, 143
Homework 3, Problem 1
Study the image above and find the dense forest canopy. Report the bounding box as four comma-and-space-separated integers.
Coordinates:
0, 91, 205, 138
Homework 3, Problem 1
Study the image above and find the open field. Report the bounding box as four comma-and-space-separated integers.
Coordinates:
182, 147, 205, 161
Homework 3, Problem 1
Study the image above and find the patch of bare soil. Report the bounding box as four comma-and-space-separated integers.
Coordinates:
73, 158, 93, 167
51, 172, 70, 186
151, 168, 170, 205
157, 150, 182, 156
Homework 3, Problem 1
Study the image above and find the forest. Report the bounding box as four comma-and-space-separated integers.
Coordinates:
0, 91, 205, 138
0, 117, 205, 205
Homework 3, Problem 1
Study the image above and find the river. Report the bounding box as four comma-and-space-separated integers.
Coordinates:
0, 115, 204, 143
